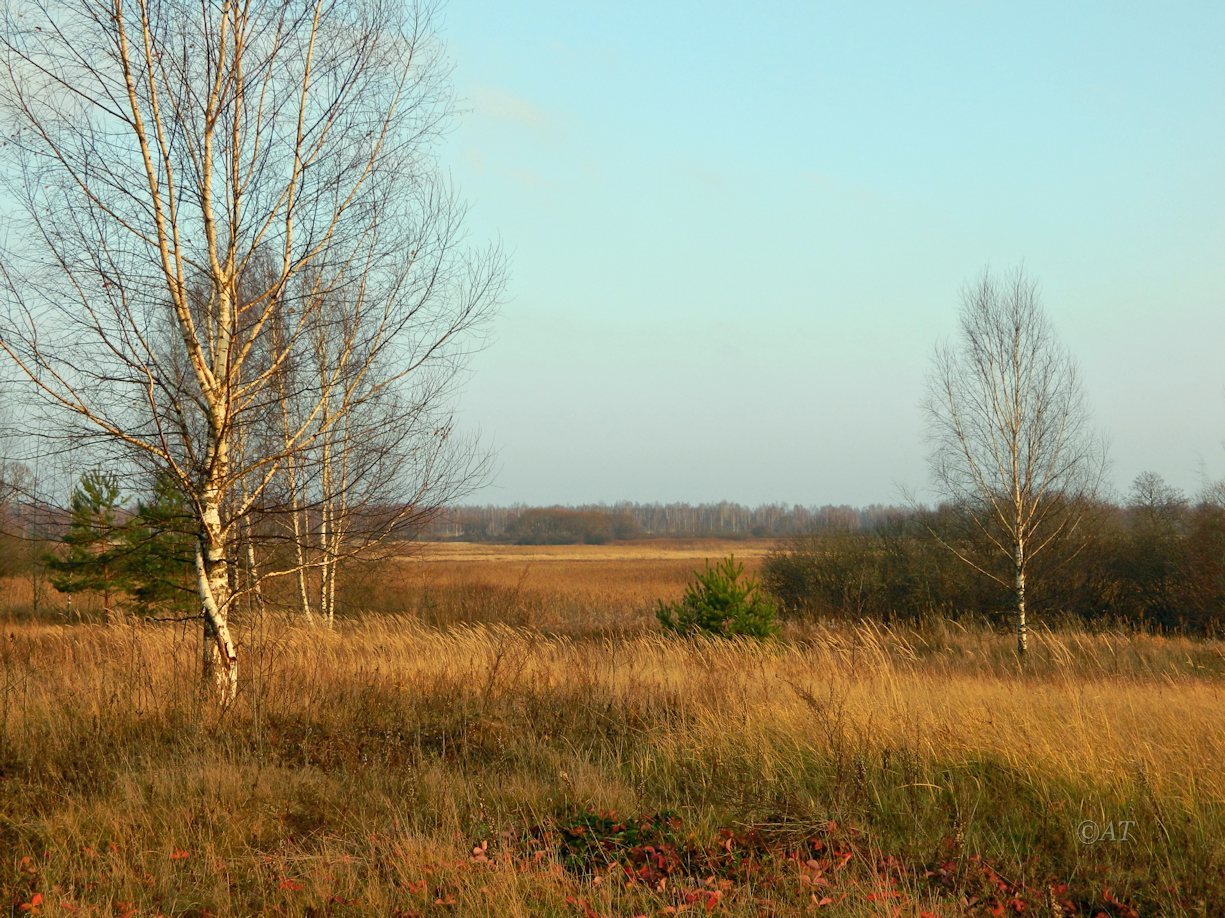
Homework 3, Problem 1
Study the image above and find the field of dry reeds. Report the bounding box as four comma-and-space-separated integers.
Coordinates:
341, 540, 774, 634
2, 541, 1223, 915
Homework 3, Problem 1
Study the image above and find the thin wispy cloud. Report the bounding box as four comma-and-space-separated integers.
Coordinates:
468, 84, 560, 137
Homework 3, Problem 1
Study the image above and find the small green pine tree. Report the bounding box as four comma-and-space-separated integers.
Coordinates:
122, 473, 198, 616
656, 555, 779, 639
48, 471, 129, 615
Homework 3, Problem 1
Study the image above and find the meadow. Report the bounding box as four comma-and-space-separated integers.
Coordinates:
2, 540, 1223, 916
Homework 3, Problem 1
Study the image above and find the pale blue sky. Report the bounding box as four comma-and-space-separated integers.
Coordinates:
439, 1, 1225, 506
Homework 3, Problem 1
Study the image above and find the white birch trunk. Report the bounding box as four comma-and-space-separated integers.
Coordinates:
196, 501, 238, 704
325, 416, 351, 627
243, 514, 265, 618
1014, 543, 1028, 656
320, 433, 332, 626
318, 373, 335, 627
290, 464, 316, 625
197, 271, 239, 699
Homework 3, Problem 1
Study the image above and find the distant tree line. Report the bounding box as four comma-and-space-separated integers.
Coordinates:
420, 502, 906, 542
6, 471, 1223, 634
763, 473, 1225, 635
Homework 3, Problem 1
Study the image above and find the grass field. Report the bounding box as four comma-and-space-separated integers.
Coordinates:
348, 540, 775, 634
2, 541, 1223, 915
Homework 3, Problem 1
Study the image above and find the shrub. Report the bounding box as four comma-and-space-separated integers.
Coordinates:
656, 555, 778, 638
762, 528, 972, 624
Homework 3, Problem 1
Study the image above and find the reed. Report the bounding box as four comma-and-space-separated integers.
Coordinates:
2, 611, 1221, 915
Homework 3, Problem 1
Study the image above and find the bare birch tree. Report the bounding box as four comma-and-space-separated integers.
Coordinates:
925, 268, 1105, 654
0, 0, 501, 700
268, 282, 486, 627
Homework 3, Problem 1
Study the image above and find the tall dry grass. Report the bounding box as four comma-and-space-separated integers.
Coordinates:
0, 540, 770, 633
338, 542, 770, 634
2, 613, 1223, 915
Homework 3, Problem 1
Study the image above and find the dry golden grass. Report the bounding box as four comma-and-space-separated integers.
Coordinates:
407, 539, 777, 564
0, 539, 772, 631
2, 545, 1223, 914
405, 540, 772, 610
2, 610, 1224, 915
340, 539, 773, 633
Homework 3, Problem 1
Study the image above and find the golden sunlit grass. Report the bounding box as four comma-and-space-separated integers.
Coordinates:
410, 538, 777, 564
345, 539, 773, 633
1, 544, 1223, 915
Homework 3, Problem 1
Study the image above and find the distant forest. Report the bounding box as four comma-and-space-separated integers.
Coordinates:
420, 502, 925, 543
